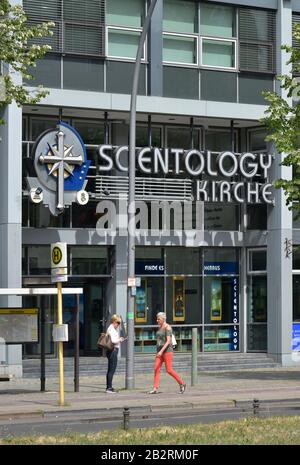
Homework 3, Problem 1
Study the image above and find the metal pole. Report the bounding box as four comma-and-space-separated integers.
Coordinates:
126, 0, 158, 390
74, 294, 80, 392
191, 327, 198, 386
57, 282, 65, 405
40, 296, 46, 392
231, 119, 234, 152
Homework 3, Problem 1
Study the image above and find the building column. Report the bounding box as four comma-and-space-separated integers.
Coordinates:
0, 101, 23, 376
148, 0, 163, 97
267, 0, 293, 365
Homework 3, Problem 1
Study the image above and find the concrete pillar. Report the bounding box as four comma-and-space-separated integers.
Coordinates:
267, 0, 293, 365
0, 101, 22, 377
149, 0, 163, 96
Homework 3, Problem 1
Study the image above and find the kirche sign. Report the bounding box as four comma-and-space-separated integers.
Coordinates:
98, 145, 274, 204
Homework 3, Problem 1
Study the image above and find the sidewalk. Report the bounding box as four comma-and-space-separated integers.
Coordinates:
0, 366, 300, 419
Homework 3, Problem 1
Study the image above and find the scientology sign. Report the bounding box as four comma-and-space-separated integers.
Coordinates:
98, 145, 274, 204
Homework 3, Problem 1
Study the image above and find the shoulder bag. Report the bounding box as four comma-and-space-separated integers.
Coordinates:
97, 332, 114, 351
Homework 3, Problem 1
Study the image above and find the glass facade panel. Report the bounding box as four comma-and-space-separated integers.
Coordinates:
247, 205, 267, 230
248, 275, 267, 322
200, 4, 235, 38
205, 129, 236, 152
205, 204, 239, 231
202, 39, 235, 68
293, 275, 300, 322
163, 0, 197, 34
136, 247, 164, 260
28, 203, 70, 228
108, 28, 141, 59
73, 121, 104, 144
163, 34, 197, 64
107, 0, 144, 28
166, 276, 202, 325
166, 248, 201, 275
167, 127, 200, 150
247, 324, 267, 351
28, 246, 51, 275
72, 201, 100, 228
204, 248, 238, 264
293, 249, 300, 270
249, 250, 267, 272
31, 118, 57, 141
204, 325, 239, 351
204, 276, 237, 324
136, 126, 162, 147
63, 58, 104, 92
248, 130, 267, 152
71, 247, 109, 275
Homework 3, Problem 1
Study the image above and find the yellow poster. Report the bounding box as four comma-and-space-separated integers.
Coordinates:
210, 279, 222, 321
173, 277, 185, 322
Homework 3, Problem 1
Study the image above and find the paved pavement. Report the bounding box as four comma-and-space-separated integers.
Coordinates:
1, 365, 300, 420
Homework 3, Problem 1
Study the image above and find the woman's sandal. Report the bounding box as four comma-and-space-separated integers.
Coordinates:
148, 389, 158, 394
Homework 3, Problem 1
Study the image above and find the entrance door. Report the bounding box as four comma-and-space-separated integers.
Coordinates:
83, 282, 106, 354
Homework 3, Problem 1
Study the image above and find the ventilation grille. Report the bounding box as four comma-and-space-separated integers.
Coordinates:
95, 176, 193, 202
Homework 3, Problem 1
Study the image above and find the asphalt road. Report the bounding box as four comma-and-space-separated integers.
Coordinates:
0, 402, 300, 439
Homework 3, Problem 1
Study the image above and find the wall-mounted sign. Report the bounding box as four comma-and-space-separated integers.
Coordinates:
135, 260, 165, 275
98, 146, 274, 204
173, 277, 185, 322
204, 262, 239, 275
27, 122, 91, 216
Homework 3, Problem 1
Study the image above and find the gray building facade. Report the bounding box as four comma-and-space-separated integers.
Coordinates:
1, 0, 300, 376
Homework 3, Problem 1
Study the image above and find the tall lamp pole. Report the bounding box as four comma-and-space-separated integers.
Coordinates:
126, 0, 158, 389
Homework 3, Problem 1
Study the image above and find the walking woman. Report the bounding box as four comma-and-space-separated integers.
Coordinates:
105, 314, 125, 393
148, 312, 186, 394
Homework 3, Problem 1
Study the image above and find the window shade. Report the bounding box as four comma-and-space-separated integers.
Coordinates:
23, 0, 106, 57
239, 8, 276, 73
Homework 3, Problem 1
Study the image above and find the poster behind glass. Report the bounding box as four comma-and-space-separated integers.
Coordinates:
173, 277, 185, 322
135, 278, 147, 323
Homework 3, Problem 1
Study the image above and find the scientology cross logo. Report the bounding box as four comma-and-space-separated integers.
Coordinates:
27, 122, 91, 216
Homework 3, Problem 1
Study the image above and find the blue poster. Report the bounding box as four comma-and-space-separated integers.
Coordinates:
292, 323, 300, 350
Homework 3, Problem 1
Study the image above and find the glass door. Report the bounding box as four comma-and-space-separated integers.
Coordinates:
83, 281, 106, 354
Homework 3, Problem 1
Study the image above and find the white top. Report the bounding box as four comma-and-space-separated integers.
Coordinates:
107, 324, 121, 349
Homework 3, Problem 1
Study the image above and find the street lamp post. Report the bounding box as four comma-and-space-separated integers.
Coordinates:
126, 0, 158, 390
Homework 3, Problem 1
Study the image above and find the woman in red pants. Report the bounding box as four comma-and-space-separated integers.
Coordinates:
148, 312, 186, 394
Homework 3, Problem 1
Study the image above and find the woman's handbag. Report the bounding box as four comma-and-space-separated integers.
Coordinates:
97, 332, 114, 351
171, 333, 177, 349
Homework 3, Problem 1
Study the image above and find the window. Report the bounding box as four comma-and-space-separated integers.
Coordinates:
239, 8, 276, 73
106, 0, 145, 60
247, 249, 267, 351
71, 246, 109, 275
163, 0, 198, 65
248, 129, 268, 153
24, 0, 106, 57
248, 249, 267, 273
200, 4, 237, 70
163, 34, 198, 65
